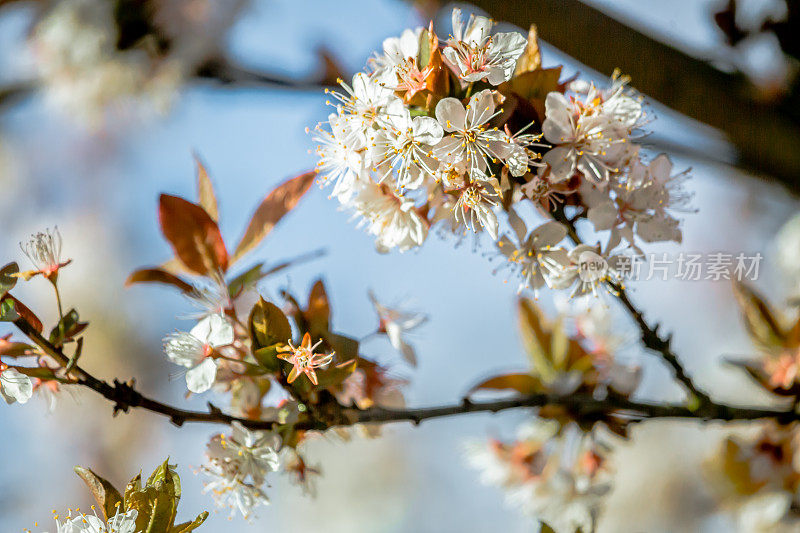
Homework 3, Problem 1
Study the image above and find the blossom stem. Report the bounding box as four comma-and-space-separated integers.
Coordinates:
51, 280, 64, 322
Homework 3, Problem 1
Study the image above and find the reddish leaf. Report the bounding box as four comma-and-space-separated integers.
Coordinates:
306, 279, 330, 335
232, 171, 316, 263
469, 373, 543, 395
159, 194, 229, 275
126, 268, 194, 294
9, 295, 43, 333
194, 154, 219, 222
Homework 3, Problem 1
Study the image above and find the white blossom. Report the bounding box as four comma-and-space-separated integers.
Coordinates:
163, 314, 233, 393
368, 291, 426, 365
546, 245, 622, 298
207, 422, 281, 485
202, 422, 281, 520
584, 153, 691, 250
30, 0, 183, 125
202, 462, 270, 521
0, 366, 33, 404
442, 8, 527, 85
451, 175, 501, 240
326, 72, 396, 140
346, 181, 428, 252
497, 215, 568, 293
434, 89, 513, 176
372, 99, 443, 190
541, 87, 641, 186
370, 27, 424, 89
465, 420, 609, 533
44, 508, 138, 533
313, 113, 368, 201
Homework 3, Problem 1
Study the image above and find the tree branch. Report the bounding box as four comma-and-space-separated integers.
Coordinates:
470, 0, 800, 193
193, 57, 337, 91
10, 310, 797, 435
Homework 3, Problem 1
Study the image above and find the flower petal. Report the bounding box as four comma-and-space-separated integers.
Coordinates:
186, 358, 218, 393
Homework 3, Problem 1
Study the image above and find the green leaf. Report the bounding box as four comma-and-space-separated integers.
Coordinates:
13, 366, 59, 379
253, 345, 281, 372
550, 315, 569, 371
126, 487, 156, 532
539, 523, 557, 533
1, 296, 43, 332
0, 262, 19, 298
249, 297, 292, 350
145, 461, 180, 533
124, 472, 142, 505
0, 297, 19, 322
49, 308, 87, 346
74, 466, 124, 521
227, 263, 265, 298
0, 338, 34, 357
170, 512, 208, 532
418, 28, 432, 70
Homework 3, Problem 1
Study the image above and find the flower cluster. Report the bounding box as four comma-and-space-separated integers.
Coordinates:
312, 8, 693, 298
29, 0, 247, 125
202, 422, 281, 520
466, 420, 611, 532
466, 298, 638, 530
39, 508, 138, 533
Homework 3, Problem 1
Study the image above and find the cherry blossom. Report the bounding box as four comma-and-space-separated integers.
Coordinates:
372, 99, 443, 190
0, 363, 33, 404
277, 332, 334, 386
465, 420, 610, 532
497, 216, 568, 293
163, 314, 234, 393
44, 508, 138, 533
442, 8, 527, 85
19, 228, 71, 281
347, 181, 429, 252
541, 90, 641, 186
434, 89, 513, 176
368, 291, 426, 366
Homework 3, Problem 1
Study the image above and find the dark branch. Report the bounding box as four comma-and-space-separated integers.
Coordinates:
11, 311, 797, 434
351, 393, 799, 426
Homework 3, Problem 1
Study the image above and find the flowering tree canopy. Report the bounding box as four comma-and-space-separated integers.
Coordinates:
4, 2, 800, 532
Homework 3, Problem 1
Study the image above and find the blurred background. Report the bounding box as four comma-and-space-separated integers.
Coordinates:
0, 0, 799, 531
